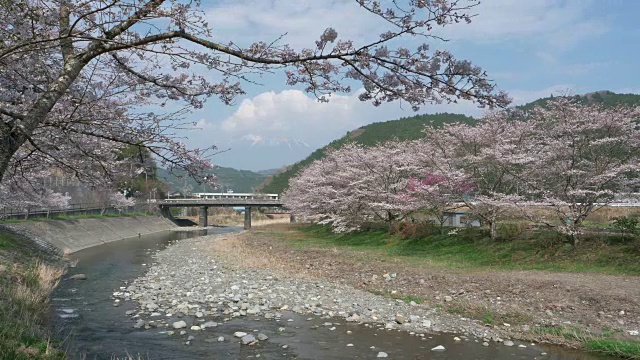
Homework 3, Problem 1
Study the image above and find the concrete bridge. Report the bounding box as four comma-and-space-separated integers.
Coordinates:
157, 198, 284, 229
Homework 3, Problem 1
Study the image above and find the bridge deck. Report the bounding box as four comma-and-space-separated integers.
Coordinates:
157, 199, 283, 207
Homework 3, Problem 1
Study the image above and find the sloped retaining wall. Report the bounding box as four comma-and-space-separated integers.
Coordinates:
1, 216, 175, 254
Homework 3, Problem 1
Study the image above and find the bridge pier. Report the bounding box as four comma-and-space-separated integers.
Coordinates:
199, 206, 208, 227
244, 206, 252, 230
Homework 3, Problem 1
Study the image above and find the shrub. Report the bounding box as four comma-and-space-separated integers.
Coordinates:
396, 221, 443, 240
612, 214, 639, 237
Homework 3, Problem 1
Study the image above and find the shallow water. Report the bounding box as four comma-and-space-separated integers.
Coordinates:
51, 228, 608, 359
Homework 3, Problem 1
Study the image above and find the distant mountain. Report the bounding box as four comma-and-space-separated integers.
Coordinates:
517, 91, 640, 111
256, 168, 282, 176
258, 112, 475, 194
157, 166, 267, 194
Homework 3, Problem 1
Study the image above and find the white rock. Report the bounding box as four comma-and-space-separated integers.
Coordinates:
431, 345, 446, 351
453, 337, 461, 341
190, 326, 201, 331
241, 334, 256, 345
234, 331, 248, 338
172, 320, 187, 329
377, 352, 389, 358
503, 340, 515, 347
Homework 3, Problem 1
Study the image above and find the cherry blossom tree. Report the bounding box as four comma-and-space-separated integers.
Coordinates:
406, 172, 469, 227
418, 113, 535, 239
109, 192, 136, 212
284, 141, 423, 232
0, 0, 509, 204
517, 99, 640, 242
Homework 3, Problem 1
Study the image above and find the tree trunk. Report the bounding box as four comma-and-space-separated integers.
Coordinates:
0, 125, 27, 183
489, 219, 497, 240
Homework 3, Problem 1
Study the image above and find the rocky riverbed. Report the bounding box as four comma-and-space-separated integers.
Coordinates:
114, 233, 533, 350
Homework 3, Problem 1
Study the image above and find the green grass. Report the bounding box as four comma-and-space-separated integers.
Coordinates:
585, 339, 640, 359
0, 231, 66, 359
289, 225, 640, 275
535, 325, 640, 359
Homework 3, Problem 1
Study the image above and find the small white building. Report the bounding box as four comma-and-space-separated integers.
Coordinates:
440, 210, 480, 227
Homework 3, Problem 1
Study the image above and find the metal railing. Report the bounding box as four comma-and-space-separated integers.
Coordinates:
0, 202, 144, 221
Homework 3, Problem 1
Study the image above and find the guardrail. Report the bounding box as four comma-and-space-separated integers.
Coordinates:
0, 202, 143, 221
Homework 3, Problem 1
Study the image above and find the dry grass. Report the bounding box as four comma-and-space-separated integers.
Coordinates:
0, 231, 66, 359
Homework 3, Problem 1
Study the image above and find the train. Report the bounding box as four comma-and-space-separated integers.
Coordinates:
190, 192, 279, 201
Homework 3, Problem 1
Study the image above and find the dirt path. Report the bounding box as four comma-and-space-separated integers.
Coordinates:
211, 224, 640, 345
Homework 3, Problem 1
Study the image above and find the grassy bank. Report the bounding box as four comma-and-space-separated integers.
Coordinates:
535, 325, 640, 359
0, 230, 66, 359
291, 225, 640, 275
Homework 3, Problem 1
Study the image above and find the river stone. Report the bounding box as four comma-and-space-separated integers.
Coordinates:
125, 310, 135, 316
190, 326, 201, 331
70, 274, 87, 280
257, 333, 269, 341
172, 320, 187, 329
241, 334, 256, 345
503, 340, 515, 347
377, 352, 389, 358
247, 306, 260, 315
431, 345, 446, 351
133, 320, 145, 329
202, 321, 217, 329
217, 336, 225, 342
187, 335, 195, 341
234, 331, 248, 338
394, 315, 406, 324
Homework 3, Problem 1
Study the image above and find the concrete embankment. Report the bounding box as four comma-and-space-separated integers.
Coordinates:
2, 216, 175, 253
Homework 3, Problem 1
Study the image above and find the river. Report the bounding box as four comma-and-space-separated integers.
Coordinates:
50, 227, 607, 359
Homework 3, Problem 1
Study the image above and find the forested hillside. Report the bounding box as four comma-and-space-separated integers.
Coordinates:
517, 91, 640, 111
157, 166, 267, 194
259, 113, 475, 194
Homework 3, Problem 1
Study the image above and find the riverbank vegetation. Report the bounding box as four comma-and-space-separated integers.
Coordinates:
294, 224, 640, 275
283, 98, 640, 245
0, 230, 66, 359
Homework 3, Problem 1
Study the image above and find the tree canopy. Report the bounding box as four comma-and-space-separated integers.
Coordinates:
0, 0, 508, 208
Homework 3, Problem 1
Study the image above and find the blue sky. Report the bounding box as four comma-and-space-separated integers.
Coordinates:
174, 0, 640, 171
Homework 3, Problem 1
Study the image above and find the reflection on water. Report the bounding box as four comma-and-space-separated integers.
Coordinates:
51, 227, 606, 360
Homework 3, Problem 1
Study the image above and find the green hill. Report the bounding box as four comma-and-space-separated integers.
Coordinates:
517, 91, 640, 111
157, 166, 267, 194
258, 112, 475, 194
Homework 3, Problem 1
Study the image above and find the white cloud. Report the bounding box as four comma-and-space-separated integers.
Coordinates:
204, 0, 607, 50
437, 0, 608, 46
220, 90, 381, 145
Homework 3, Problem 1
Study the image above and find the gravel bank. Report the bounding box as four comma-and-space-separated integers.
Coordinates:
115, 233, 511, 345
